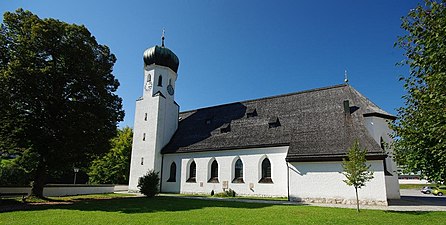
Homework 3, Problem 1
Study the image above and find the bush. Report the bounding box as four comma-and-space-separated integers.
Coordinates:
214, 189, 236, 197
137, 169, 160, 197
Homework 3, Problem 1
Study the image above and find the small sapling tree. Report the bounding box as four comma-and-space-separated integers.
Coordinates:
342, 140, 374, 212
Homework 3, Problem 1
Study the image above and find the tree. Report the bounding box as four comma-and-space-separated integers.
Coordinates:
138, 170, 160, 197
0, 9, 124, 197
392, 0, 446, 184
88, 127, 133, 184
342, 141, 374, 212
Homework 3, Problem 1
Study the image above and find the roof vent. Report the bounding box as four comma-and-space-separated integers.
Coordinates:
268, 116, 281, 128
343, 100, 350, 114
246, 108, 258, 118
220, 123, 231, 133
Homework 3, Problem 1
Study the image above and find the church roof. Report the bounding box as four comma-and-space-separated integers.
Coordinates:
162, 84, 395, 162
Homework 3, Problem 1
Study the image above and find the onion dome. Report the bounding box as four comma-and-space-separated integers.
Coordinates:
143, 32, 179, 73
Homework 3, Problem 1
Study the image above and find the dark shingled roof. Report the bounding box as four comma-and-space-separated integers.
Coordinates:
162, 84, 394, 162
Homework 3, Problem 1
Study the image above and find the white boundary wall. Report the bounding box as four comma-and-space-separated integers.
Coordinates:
0, 184, 114, 197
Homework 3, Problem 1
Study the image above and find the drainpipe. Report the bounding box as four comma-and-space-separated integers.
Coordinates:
287, 162, 290, 201
160, 154, 164, 193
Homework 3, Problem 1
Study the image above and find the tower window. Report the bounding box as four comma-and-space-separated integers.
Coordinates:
259, 158, 273, 183
141, 157, 144, 165
158, 75, 163, 87
167, 162, 176, 182
233, 158, 244, 183
208, 160, 219, 183
144, 113, 147, 121
143, 133, 146, 141
187, 161, 196, 183
169, 79, 172, 85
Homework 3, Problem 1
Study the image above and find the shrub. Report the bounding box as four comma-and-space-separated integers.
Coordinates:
137, 169, 160, 197
214, 189, 236, 197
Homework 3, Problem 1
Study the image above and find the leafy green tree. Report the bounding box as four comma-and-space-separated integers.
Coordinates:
392, 0, 446, 183
0, 9, 124, 197
88, 127, 133, 184
138, 170, 160, 197
342, 141, 374, 213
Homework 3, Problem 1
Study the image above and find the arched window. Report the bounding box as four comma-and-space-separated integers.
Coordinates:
187, 161, 196, 182
208, 160, 219, 183
233, 158, 244, 183
259, 158, 273, 183
167, 162, 176, 182
158, 75, 163, 87
169, 79, 172, 85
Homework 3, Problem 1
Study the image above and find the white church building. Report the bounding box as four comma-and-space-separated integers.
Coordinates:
128, 39, 400, 205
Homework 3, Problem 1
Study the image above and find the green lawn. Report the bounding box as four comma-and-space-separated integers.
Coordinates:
400, 183, 436, 189
1, 195, 444, 225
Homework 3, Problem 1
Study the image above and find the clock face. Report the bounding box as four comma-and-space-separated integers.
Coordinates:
167, 84, 174, 95
145, 81, 152, 91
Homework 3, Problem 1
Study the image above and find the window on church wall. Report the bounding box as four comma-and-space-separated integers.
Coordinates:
381, 137, 393, 176
259, 158, 273, 183
144, 113, 147, 121
143, 133, 146, 141
141, 157, 144, 165
187, 161, 196, 183
232, 158, 244, 183
167, 162, 176, 182
208, 160, 219, 183
158, 75, 163, 87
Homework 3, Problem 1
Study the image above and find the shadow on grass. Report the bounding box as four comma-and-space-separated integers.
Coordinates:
388, 196, 446, 207
384, 211, 431, 215
3, 196, 276, 214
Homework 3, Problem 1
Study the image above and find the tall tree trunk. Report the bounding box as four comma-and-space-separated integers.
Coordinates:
30, 158, 47, 198
355, 187, 360, 213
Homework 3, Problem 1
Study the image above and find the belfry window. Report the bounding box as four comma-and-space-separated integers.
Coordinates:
187, 161, 196, 183
167, 162, 176, 182
259, 158, 273, 183
208, 160, 219, 183
233, 159, 244, 183
158, 75, 163, 87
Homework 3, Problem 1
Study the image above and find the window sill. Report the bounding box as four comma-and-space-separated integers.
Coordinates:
232, 178, 244, 183
208, 178, 219, 183
166, 179, 176, 183
259, 177, 273, 183
186, 178, 196, 183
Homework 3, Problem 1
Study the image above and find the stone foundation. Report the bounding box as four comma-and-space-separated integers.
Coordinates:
290, 197, 388, 206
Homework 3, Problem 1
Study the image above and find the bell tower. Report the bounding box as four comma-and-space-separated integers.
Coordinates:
128, 33, 180, 192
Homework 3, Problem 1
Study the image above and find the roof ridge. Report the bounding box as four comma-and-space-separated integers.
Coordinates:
180, 83, 348, 114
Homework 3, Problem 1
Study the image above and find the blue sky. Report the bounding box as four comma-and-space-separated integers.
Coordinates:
1, 0, 422, 128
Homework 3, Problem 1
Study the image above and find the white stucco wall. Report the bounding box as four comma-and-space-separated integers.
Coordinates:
364, 116, 400, 199
0, 185, 114, 197
161, 146, 289, 197
289, 160, 388, 204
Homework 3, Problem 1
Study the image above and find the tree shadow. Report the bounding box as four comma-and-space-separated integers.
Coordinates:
1, 196, 277, 214
388, 196, 446, 207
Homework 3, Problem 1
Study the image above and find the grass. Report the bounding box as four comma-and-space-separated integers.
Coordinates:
400, 184, 437, 189
1, 194, 445, 225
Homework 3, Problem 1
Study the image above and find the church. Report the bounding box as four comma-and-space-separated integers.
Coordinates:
128, 38, 400, 206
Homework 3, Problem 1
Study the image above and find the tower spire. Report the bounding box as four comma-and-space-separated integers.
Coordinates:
161, 28, 165, 47
344, 69, 349, 84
